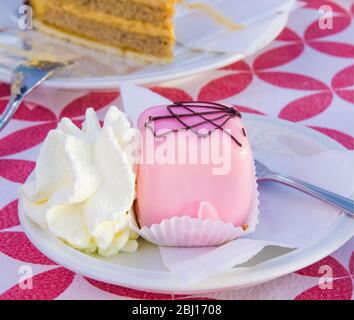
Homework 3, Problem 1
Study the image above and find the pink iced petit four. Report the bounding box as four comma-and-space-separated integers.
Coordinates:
135, 102, 257, 239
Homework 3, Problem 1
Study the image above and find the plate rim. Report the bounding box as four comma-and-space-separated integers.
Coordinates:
19, 115, 354, 294
0, 1, 290, 89
0, 52, 245, 89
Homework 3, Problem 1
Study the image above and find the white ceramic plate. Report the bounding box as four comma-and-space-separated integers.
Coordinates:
19, 115, 354, 294
0, 0, 293, 89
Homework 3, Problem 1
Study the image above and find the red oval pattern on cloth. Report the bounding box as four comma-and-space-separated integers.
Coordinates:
0, 100, 56, 122
0, 232, 55, 265
0, 122, 57, 157
332, 65, 354, 103
279, 91, 332, 122
253, 44, 304, 70
295, 277, 353, 300
221, 60, 251, 72
276, 27, 301, 42
59, 91, 119, 119
0, 82, 10, 98
332, 65, 354, 88
295, 256, 349, 278
294, 243, 353, 301
303, 0, 349, 14
150, 87, 193, 102
304, 16, 351, 41
349, 252, 354, 276
256, 72, 329, 90
85, 279, 212, 301
309, 126, 354, 150
0, 200, 19, 231
198, 73, 253, 101
335, 90, 354, 104
85, 277, 184, 300
0, 268, 74, 300
0, 159, 35, 183
308, 41, 354, 58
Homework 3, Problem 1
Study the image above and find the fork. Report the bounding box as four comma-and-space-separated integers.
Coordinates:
255, 160, 354, 217
0, 60, 69, 132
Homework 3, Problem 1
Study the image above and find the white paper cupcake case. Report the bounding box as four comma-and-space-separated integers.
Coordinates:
131, 160, 260, 247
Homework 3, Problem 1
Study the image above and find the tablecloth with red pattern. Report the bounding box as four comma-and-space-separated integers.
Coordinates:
0, 0, 353, 300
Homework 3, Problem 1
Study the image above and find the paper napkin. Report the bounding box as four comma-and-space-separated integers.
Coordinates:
175, 0, 298, 54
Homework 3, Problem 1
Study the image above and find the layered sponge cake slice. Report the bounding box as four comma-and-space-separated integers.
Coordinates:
29, 0, 176, 63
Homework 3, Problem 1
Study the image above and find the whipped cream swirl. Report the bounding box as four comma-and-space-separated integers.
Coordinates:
21, 106, 139, 257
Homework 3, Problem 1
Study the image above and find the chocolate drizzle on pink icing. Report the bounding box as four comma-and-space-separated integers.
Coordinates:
145, 101, 243, 147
